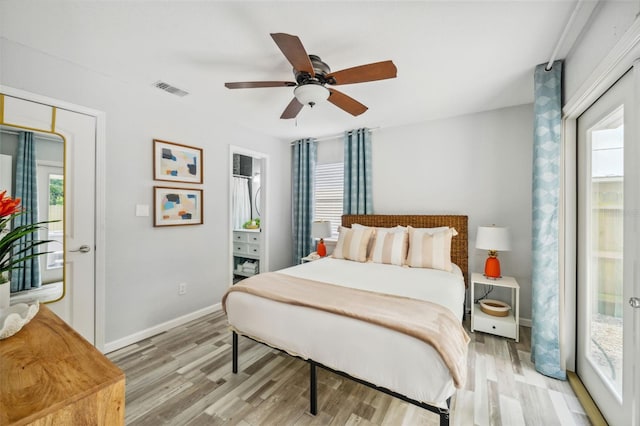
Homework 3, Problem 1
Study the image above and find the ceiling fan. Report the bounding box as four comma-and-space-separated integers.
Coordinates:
224, 33, 397, 119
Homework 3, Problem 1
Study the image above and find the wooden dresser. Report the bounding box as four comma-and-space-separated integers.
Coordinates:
0, 305, 125, 425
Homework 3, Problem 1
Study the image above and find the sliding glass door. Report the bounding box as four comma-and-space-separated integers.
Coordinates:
577, 68, 639, 425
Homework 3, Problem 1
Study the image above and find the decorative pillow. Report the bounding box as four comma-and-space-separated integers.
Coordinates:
368, 227, 408, 266
405, 226, 458, 271
352, 224, 406, 257
411, 226, 450, 235
332, 226, 374, 262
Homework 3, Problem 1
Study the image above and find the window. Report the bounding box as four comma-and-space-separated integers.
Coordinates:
314, 162, 343, 239
45, 173, 64, 270
37, 164, 64, 284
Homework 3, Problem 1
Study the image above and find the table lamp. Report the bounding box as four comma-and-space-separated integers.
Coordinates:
476, 225, 511, 279
312, 220, 332, 257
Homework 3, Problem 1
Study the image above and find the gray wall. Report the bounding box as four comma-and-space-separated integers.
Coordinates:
0, 38, 293, 346
373, 104, 534, 320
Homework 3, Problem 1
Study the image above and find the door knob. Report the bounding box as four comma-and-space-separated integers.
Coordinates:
69, 245, 91, 253
629, 297, 640, 309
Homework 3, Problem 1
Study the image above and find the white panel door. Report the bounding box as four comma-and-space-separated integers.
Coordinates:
1, 92, 97, 345
48, 108, 96, 343
577, 67, 639, 425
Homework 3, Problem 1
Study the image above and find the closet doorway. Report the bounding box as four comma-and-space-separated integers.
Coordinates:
228, 146, 268, 285
576, 67, 639, 425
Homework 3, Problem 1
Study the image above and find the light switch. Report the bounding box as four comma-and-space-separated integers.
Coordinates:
136, 204, 149, 217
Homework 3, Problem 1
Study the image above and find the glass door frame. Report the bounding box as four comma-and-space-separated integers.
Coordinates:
577, 83, 628, 424
565, 59, 640, 425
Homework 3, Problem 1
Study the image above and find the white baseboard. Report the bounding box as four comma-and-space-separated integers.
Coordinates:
104, 303, 222, 354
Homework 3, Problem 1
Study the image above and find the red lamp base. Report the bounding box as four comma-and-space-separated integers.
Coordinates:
317, 239, 327, 257
484, 256, 501, 279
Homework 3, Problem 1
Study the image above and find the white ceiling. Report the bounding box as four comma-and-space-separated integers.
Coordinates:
0, 1, 596, 141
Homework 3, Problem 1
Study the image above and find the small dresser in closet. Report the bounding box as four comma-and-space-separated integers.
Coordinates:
233, 229, 261, 279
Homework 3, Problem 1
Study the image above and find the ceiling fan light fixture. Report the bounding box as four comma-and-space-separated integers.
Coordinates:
294, 83, 329, 107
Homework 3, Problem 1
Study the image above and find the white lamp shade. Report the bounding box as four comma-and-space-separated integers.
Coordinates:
476, 226, 511, 251
294, 84, 329, 107
312, 221, 332, 239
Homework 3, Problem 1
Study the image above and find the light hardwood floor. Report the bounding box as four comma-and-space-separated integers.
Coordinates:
107, 310, 590, 425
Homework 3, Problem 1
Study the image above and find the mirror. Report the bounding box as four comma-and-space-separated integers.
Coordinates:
0, 124, 64, 303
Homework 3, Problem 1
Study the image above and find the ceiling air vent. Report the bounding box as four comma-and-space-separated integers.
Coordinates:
152, 80, 189, 97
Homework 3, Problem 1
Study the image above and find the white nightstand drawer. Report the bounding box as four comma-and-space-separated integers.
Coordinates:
473, 306, 517, 339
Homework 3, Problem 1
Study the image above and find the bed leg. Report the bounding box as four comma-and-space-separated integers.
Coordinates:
232, 331, 238, 374
309, 362, 318, 415
439, 411, 449, 426
439, 397, 451, 426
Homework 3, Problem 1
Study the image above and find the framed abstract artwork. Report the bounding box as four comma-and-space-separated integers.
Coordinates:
153, 139, 203, 184
154, 186, 203, 226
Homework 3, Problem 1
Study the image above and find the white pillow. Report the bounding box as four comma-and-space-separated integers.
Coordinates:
405, 226, 458, 271
411, 226, 450, 235
332, 226, 374, 262
368, 227, 408, 266
352, 223, 406, 233
352, 224, 406, 257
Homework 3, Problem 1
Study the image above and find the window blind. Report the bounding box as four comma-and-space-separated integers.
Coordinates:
314, 162, 343, 239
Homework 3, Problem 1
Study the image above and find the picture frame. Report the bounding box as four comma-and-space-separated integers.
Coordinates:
154, 186, 203, 227
153, 139, 203, 184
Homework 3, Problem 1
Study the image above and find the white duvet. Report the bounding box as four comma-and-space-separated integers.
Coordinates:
224, 257, 466, 407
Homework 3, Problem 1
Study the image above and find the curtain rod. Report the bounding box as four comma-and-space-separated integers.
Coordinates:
545, 0, 583, 71
289, 126, 380, 145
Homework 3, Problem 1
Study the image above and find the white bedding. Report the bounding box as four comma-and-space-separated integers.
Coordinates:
225, 257, 466, 407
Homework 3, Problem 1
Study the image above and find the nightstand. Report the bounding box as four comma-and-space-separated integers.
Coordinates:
470, 272, 520, 341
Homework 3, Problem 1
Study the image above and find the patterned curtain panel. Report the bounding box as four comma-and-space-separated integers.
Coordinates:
531, 60, 565, 380
292, 138, 317, 264
11, 131, 42, 292
343, 128, 373, 214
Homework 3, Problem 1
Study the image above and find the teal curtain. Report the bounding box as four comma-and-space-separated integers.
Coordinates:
343, 128, 373, 214
531, 60, 565, 380
292, 138, 317, 264
11, 131, 42, 292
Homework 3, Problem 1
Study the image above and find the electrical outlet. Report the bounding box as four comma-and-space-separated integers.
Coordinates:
178, 282, 187, 295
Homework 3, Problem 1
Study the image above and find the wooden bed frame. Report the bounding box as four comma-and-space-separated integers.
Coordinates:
231, 214, 469, 426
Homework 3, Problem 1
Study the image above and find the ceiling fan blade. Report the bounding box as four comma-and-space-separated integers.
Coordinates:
280, 98, 304, 119
326, 60, 397, 85
327, 88, 368, 116
270, 33, 315, 76
225, 81, 296, 89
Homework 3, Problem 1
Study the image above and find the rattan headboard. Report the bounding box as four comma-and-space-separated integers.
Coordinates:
341, 214, 469, 287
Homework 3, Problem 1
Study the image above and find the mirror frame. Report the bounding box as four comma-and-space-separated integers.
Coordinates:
0, 99, 67, 304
